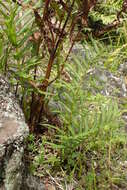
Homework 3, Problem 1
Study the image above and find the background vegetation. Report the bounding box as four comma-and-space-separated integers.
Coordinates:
0, 0, 127, 189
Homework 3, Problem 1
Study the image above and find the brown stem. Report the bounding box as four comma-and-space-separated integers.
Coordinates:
41, 0, 76, 90
35, 0, 76, 126
43, 0, 51, 20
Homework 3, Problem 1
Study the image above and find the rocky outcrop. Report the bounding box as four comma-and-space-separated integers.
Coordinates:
82, 66, 127, 97
72, 44, 127, 98
0, 75, 29, 190
21, 175, 45, 190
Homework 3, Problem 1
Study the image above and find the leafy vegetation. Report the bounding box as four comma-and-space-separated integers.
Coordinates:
27, 41, 127, 189
0, 0, 127, 189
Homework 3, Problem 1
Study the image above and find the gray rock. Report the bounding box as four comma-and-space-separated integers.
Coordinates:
118, 62, 127, 75
0, 74, 29, 190
21, 175, 45, 190
71, 44, 86, 58
71, 44, 127, 98
82, 67, 127, 97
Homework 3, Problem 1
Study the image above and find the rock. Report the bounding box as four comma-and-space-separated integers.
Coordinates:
71, 44, 86, 58
82, 67, 127, 97
71, 44, 127, 97
21, 175, 45, 190
118, 62, 127, 75
0, 74, 29, 190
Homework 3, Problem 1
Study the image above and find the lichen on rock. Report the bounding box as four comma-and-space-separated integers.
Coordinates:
0, 74, 29, 190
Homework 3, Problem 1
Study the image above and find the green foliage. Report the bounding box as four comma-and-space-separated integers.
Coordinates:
0, 1, 127, 189
28, 39, 127, 188
0, 0, 126, 122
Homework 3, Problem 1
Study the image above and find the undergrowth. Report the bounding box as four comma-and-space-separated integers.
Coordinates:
27, 44, 127, 189
0, 1, 127, 189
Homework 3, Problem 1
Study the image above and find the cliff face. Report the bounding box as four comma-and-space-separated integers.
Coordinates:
0, 75, 29, 190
